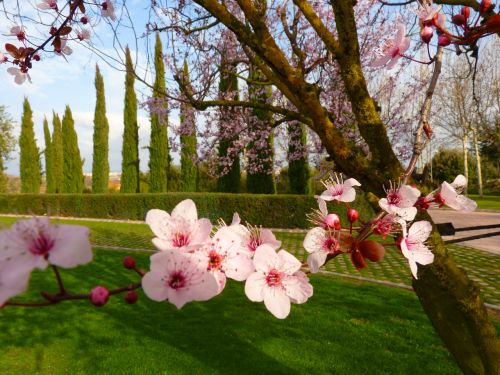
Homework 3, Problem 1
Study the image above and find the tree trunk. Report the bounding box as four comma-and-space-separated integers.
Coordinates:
462, 133, 469, 194
413, 212, 500, 375
472, 128, 483, 197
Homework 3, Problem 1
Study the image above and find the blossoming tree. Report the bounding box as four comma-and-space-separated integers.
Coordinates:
1, 0, 500, 373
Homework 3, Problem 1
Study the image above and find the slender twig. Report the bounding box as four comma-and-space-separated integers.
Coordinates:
52, 265, 66, 294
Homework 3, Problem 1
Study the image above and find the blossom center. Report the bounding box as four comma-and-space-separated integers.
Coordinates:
172, 232, 190, 247
29, 233, 55, 256
387, 190, 402, 206
323, 237, 339, 254
328, 184, 344, 197
168, 271, 186, 290
208, 250, 223, 270
391, 47, 400, 58
266, 269, 282, 287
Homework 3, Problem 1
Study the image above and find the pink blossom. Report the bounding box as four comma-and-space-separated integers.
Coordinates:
195, 226, 254, 293
420, 26, 434, 44
415, 2, 442, 24
101, 0, 117, 21
0, 218, 92, 305
141, 250, 219, 309
379, 182, 420, 221
245, 245, 313, 319
8, 26, 26, 42
371, 23, 410, 70
7, 67, 31, 85
77, 29, 91, 41
55, 39, 73, 56
228, 213, 281, 254
145, 199, 212, 251
37, 0, 58, 10
303, 227, 341, 272
0, 52, 7, 63
318, 174, 361, 203
399, 220, 434, 279
434, 175, 477, 211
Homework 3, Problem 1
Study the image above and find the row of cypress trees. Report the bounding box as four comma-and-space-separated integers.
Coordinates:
20, 99, 84, 193
18, 34, 310, 194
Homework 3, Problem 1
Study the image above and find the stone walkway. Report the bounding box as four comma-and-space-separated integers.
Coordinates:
428, 209, 500, 254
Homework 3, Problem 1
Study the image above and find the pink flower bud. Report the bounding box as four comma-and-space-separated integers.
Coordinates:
438, 34, 452, 47
33, 54, 41, 61
324, 213, 341, 230
124, 291, 138, 304
123, 256, 136, 269
480, 0, 491, 14
461, 7, 470, 19
452, 14, 466, 26
420, 26, 434, 44
347, 208, 359, 223
90, 286, 109, 307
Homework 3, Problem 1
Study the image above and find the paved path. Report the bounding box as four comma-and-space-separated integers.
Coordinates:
428, 209, 500, 255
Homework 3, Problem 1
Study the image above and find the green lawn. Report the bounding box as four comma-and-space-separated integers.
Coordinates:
468, 195, 500, 210
0, 249, 462, 375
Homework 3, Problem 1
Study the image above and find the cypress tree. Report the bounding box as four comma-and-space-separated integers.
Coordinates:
92, 65, 110, 193
51, 112, 64, 193
246, 65, 275, 194
62, 105, 84, 193
217, 53, 240, 193
148, 34, 169, 192
121, 47, 140, 193
19, 98, 41, 193
43, 117, 55, 193
180, 60, 197, 192
288, 122, 311, 194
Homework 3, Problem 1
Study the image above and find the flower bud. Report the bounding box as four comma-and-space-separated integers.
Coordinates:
347, 208, 359, 223
123, 256, 136, 269
461, 7, 470, 19
358, 240, 385, 262
124, 291, 138, 304
33, 54, 41, 61
438, 34, 452, 47
452, 14, 466, 26
81, 16, 89, 24
420, 26, 434, 44
49, 26, 57, 35
350, 250, 367, 270
480, 0, 491, 14
324, 213, 341, 230
415, 197, 431, 211
90, 286, 110, 307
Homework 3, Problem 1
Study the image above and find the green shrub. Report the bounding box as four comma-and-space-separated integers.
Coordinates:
0, 192, 374, 229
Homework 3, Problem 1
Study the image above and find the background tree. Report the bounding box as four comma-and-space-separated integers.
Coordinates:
288, 123, 311, 194
43, 117, 55, 193
180, 61, 198, 192
246, 65, 275, 194
0, 106, 16, 193
51, 112, 64, 194
62, 105, 84, 193
92, 65, 110, 194
217, 50, 241, 193
148, 34, 169, 193
19, 98, 41, 194
121, 47, 140, 193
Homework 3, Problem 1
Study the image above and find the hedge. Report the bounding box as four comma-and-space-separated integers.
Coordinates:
0, 193, 374, 229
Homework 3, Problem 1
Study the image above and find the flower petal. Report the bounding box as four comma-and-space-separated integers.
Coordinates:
48, 224, 92, 268
171, 199, 198, 222
142, 271, 169, 302
303, 227, 325, 254
244, 272, 266, 302
263, 287, 291, 319
307, 251, 327, 273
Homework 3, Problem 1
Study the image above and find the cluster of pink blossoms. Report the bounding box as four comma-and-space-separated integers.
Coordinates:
143, 199, 313, 319
0, 174, 476, 317
1, 0, 117, 85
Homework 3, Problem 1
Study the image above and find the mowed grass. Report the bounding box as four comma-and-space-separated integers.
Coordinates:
0, 249, 462, 375
468, 195, 500, 210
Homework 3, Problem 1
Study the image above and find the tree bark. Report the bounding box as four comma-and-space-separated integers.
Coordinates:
472, 128, 483, 197
462, 133, 469, 194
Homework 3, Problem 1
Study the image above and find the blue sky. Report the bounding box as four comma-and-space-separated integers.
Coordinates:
0, 1, 169, 176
